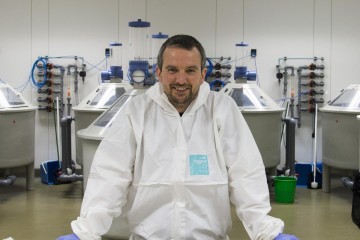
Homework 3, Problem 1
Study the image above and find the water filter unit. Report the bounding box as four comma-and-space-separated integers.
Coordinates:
101, 42, 124, 82
151, 32, 169, 81
128, 19, 152, 86
234, 42, 256, 82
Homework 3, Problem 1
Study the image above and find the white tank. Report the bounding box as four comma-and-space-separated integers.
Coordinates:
72, 83, 133, 166
0, 83, 36, 190
319, 84, 360, 192
78, 88, 147, 239
221, 83, 285, 173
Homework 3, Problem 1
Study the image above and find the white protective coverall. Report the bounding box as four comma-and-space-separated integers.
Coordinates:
71, 81, 284, 240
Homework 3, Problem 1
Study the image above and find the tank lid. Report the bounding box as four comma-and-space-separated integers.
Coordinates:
221, 83, 284, 112
128, 19, 151, 28
110, 42, 122, 46
0, 83, 34, 110
320, 84, 360, 112
152, 32, 169, 39
236, 42, 248, 47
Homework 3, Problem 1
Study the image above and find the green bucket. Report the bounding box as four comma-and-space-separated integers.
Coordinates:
274, 176, 297, 203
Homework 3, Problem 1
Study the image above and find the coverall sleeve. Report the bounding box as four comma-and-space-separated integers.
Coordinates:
71, 109, 136, 240
218, 98, 284, 240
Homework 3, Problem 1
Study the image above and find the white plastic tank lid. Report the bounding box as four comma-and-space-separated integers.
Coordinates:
78, 88, 147, 139
0, 83, 28, 109
73, 83, 133, 111
222, 83, 284, 112
320, 84, 360, 112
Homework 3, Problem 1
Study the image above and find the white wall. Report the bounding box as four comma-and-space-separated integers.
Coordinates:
0, 0, 359, 170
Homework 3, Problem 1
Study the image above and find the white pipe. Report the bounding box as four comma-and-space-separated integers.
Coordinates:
311, 103, 319, 188
56, 97, 62, 162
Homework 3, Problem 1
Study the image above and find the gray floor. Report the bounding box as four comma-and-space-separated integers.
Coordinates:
1, 175, 360, 240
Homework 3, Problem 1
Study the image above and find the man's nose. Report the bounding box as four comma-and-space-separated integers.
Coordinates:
176, 71, 187, 84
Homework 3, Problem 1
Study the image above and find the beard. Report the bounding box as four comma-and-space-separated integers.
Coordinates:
166, 83, 195, 109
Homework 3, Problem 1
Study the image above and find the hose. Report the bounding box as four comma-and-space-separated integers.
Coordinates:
205, 58, 213, 79
31, 57, 48, 88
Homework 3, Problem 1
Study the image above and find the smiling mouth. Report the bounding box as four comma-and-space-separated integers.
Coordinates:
173, 86, 188, 91
171, 84, 190, 91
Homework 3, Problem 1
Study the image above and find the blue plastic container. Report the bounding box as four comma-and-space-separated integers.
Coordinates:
295, 162, 322, 187
40, 160, 59, 185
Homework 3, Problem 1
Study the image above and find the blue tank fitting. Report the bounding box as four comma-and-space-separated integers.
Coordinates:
129, 60, 153, 85
110, 66, 123, 79
234, 66, 257, 81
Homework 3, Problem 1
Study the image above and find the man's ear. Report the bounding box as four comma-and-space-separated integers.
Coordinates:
201, 67, 207, 83
156, 66, 162, 82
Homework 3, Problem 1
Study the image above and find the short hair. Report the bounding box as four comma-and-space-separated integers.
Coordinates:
157, 34, 206, 70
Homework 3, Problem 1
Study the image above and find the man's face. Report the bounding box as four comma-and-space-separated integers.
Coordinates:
156, 47, 207, 113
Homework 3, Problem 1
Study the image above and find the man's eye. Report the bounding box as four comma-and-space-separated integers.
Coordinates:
167, 68, 177, 73
186, 69, 196, 74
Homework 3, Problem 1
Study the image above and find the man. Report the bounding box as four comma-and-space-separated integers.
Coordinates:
58, 35, 298, 240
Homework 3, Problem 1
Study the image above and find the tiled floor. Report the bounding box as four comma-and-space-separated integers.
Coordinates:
1, 176, 360, 240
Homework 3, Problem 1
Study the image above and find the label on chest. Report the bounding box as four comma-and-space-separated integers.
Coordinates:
189, 155, 209, 175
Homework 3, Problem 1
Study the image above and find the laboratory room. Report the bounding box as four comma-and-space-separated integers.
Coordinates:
1, 0, 360, 239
